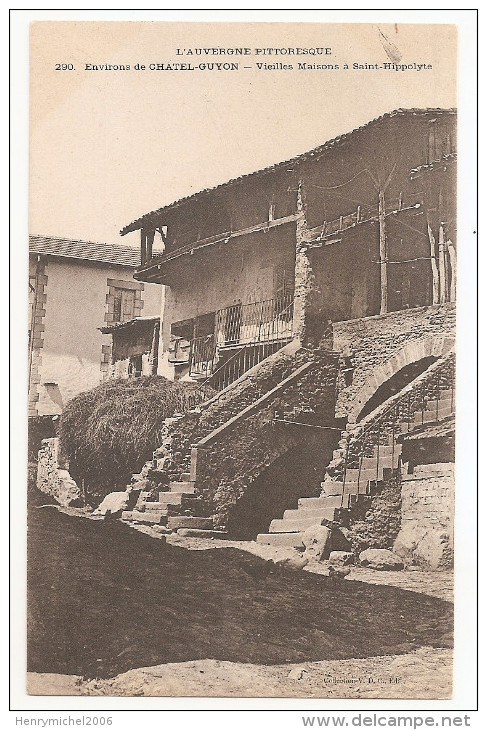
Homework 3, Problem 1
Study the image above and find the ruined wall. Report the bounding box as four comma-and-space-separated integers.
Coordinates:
36, 437, 81, 507
332, 303, 455, 422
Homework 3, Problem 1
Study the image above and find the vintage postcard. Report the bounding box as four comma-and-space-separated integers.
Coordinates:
16, 12, 477, 709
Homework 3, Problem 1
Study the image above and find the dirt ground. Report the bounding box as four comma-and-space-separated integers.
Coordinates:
27, 506, 453, 699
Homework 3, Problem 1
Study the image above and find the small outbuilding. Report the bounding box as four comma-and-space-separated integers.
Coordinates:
99, 316, 160, 379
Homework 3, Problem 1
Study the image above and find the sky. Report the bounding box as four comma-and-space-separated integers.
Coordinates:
29, 21, 458, 247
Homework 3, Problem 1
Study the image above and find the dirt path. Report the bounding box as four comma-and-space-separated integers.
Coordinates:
28, 646, 453, 699
27, 507, 453, 699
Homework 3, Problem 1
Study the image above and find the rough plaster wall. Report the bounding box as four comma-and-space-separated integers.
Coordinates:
160, 227, 295, 357
332, 303, 456, 421
36, 259, 162, 414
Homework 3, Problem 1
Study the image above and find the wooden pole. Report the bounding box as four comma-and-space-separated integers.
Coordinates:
438, 224, 447, 303
427, 224, 440, 305
447, 241, 457, 302
146, 229, 155, 261
140, 229, 147, 265
379, 188, 388, 314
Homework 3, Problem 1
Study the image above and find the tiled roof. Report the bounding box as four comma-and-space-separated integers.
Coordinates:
120, 107, 457, 235
29, 235, 140, 267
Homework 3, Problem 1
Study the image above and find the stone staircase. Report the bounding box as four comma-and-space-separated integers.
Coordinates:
256, 383, 454, 548
121, 473, 211, 530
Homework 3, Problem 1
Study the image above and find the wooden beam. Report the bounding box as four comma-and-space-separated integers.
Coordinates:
140, 230, 147, 265
438, 224, 448, 303
379, 188, 388, 315
447, 241, 457, 302
427, 224, 440, 305
146, 229, 155, 261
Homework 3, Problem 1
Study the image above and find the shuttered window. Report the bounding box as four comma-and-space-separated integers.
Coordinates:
113, 288, 136, 323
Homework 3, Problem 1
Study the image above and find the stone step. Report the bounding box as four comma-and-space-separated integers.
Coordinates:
320, 482, 372, 499
168, 481, 195, 494
412, 408, 452, 426
121, 510, 167, 525
344, 468, 382, 485
320, 481, 344, 497
140, 502, 169, 513
166, 516, 214, 531
177, 528, 228, 538
360, 451, 401, 470
269, 512, 339, 533
256, 532, 304, 548
157, 492, 188, 506
138, 502, 172, 515
343, 481, 372, 496
298, 496, 339, 509
426, 396, 454, 411
284, 502, 343, 521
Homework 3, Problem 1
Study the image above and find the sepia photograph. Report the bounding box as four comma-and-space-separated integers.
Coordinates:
13, 11, 477, 710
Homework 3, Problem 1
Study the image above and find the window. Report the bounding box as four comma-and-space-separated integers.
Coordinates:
113, 287, 136, 323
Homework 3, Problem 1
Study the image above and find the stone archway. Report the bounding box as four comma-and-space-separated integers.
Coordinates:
348, 334, 455, 424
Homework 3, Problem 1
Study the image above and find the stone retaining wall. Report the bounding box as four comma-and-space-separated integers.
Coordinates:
332, 303, 455, 422
394, 462, 454, 570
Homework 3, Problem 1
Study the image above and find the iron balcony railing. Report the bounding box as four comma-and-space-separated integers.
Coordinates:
188, 294, 294, 379
185, 296, 295, 405
215, 293, 294, 348
189, 334, 217, 377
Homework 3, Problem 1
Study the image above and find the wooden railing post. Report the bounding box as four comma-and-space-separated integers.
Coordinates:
379, 188, 388, 315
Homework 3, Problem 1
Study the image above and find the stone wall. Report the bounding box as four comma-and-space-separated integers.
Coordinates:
154, 341, 309, 482
332, 303, 456, 422
191, 351, 339, 529
36, 437, 81, 507
394, 462, 454, 570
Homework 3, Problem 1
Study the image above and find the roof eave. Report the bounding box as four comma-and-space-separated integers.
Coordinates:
120, 107, 457, 234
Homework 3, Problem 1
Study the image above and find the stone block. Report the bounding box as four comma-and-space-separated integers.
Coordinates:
414, 529, 453, 571
93, 491, 130, 516
329, 550, 355, 566
166, 516, 213, 530
359, 548, 404, 571
301, 524, 332, 562
176, 529, 228, 538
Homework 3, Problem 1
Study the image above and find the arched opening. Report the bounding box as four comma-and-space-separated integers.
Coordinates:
357, 356, 437, 421
226, 434, 336, 540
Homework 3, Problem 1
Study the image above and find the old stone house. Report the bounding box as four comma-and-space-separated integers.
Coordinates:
113, 108, 457, 568
28, 235, 162, 417
114, 108, 457, 567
